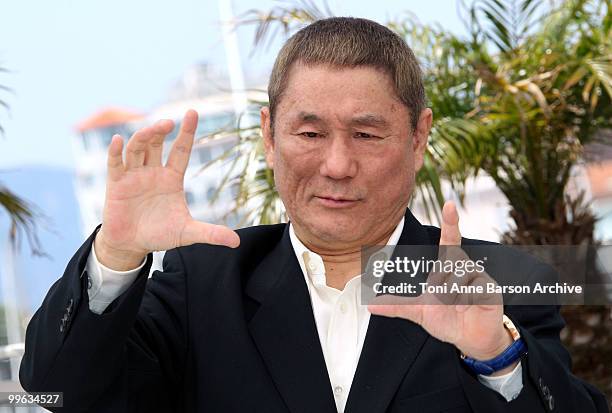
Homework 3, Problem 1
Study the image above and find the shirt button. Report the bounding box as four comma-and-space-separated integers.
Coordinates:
334, 385, 343, 396
339, 302, 348, 314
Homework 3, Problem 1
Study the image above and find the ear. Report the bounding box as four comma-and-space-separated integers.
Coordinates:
413, 108, 433, 172
261, 106, 274, 169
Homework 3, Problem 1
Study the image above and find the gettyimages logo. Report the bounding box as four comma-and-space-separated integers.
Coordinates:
370, 255, 486, 278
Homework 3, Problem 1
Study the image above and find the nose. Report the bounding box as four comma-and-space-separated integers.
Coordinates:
319, 135, 358, 179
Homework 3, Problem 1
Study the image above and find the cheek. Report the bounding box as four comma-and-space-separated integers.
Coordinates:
367, 148, 414, 195
273, 142, 314, 198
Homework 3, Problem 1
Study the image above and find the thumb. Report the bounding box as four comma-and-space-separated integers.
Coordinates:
181, 220, 241, 248
439, 201, 461, 246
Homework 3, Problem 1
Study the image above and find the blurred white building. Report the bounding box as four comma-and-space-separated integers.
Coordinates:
585, 141, 612, 242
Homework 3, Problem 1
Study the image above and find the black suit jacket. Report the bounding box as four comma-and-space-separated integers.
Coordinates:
20, 209, 608, 412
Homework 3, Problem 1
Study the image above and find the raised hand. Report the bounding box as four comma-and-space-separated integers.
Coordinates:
94, 109, 240, 271
368, 202, 514, 373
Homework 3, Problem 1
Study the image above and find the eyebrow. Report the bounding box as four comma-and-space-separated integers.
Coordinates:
350, 113, 390, 129
295, 112, 323, 123
293, 112, 390, 128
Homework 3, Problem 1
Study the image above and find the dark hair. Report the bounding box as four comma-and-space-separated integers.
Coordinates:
268, 17, 426, 130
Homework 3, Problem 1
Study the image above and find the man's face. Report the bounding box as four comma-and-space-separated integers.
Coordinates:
261, 63, 432, 250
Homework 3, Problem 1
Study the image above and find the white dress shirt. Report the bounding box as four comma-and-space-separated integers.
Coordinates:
86, 219, 523, 410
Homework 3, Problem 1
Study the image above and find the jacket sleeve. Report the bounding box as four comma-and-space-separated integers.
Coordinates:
19, 224, 190, 412
458, 262, 609, 413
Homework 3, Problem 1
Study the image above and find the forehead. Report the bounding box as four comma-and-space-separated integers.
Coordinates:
277, 63, 409, 125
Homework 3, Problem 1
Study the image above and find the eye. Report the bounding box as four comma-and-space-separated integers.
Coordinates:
299, 131, 321, 138
355, 132, 378, 139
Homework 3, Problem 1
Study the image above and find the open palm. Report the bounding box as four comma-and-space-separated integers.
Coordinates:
96, 110, 240, 269
368, 202, 509, 361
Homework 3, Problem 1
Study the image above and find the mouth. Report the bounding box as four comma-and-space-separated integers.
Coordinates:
314, 195, 361, 209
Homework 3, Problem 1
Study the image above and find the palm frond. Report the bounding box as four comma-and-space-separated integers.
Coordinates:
467, 0, 546, 53
239, 0, 333, 53
0, 65, 10, 138
585, 57, 612, 102
0, 185, 49, 258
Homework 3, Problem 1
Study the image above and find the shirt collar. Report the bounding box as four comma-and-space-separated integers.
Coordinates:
289, 216, 406, 287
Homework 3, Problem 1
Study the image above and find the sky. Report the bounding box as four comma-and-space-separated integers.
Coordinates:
0, 0, 465, 170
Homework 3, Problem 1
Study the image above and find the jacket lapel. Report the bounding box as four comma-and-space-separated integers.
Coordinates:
245, 209, 436, 413
345, 209, 434, 413
246, 224, 337, 413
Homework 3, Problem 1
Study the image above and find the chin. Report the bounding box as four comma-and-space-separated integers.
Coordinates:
292, 205, 365, 238
306, 219, 361, 243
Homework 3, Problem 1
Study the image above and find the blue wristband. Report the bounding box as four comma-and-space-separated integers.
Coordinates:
461, 338, 527, 376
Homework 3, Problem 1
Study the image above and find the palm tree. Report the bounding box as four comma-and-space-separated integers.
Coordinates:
218, 0, 610, 228
403, 2, 611, 399
202, 0, 612, 402
202, 0, 487, 225
0, 66, 45, 256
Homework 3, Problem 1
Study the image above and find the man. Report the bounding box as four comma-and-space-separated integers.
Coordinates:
20, 17, 608, 412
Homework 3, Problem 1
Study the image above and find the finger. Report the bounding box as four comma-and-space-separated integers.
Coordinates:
430, 249, 479, 304
450, 271, 481, 306
368, 300, 424, 324
180, 220, 240, 248
454, 271, 500, 306
473, 275, 503, 306
145, 119, 174, 167
368, 293, 426, 317
107, 134, 125, 182
439, 201, 461, 246
370, 294, 421, 306
166, 110, 198, 175
367, 304, 404, 318
125, 126, 154, 169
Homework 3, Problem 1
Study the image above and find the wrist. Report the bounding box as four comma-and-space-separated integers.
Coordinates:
460, 325, 514, 361
460, 315, 527, 376
94, 232, 147, 271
